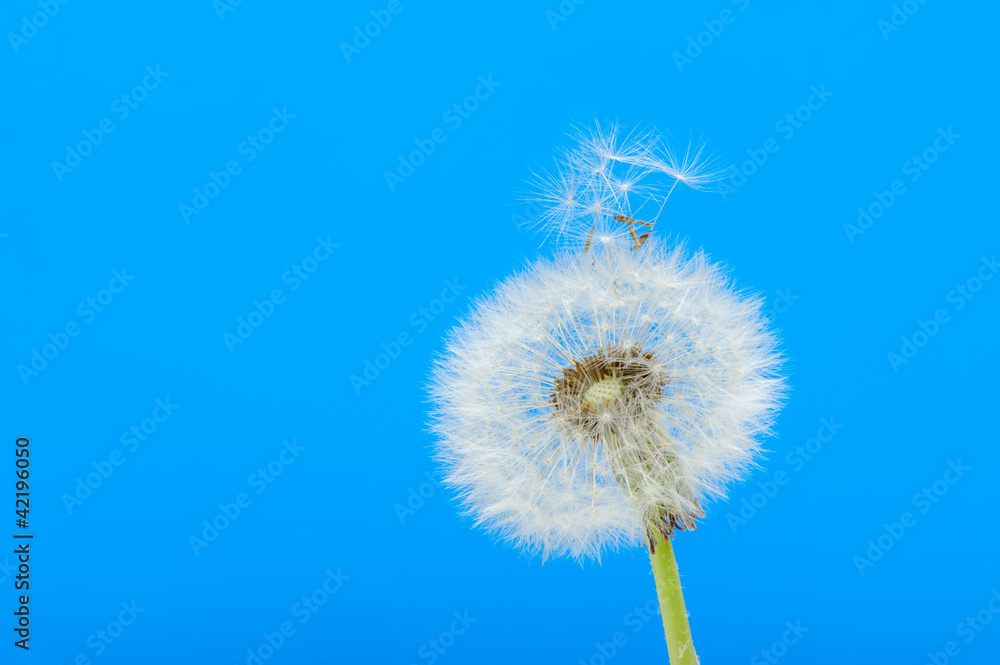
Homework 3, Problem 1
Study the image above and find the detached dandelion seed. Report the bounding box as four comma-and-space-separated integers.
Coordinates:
520, 121, 726, 250
429, 123, 784, 664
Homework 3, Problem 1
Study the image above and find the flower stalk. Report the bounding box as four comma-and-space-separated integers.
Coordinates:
649, 532, 699, 665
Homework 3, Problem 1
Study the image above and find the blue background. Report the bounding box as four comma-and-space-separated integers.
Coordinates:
2, 0, 998, 663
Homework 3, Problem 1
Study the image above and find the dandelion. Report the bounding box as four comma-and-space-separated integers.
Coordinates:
430, 124, 784, 664
521, 121, 726, 250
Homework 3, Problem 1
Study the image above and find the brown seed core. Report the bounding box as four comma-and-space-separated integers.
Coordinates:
550, 345, 664, 439
550, 345, 702, 548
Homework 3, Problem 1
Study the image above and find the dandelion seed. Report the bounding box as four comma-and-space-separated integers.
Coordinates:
520, 121, 726, 250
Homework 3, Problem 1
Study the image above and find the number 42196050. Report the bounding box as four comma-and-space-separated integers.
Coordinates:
15, 437, 29, 525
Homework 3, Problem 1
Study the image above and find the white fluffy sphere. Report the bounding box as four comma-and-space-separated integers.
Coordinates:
429, 239, 784, 559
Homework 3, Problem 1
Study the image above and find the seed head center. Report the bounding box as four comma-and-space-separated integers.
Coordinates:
581, 377, 624, 412
551, 345, 667, 441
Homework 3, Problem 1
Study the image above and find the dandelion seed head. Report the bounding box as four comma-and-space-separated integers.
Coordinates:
428, 239, 785, 560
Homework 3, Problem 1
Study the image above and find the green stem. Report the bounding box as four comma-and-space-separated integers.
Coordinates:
649, 532, 699, 665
